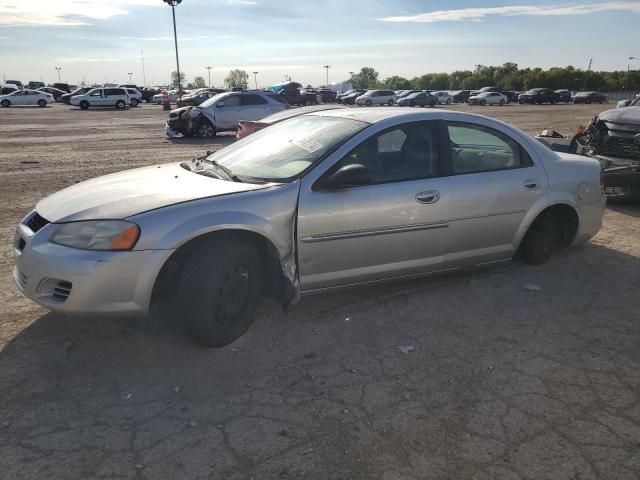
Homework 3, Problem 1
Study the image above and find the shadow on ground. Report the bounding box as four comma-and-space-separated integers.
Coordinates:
1, 243, 639, 479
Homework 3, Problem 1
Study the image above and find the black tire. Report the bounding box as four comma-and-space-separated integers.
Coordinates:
54, 96, 62, 102
410, 100, 416, 107
38, 99, 47, 107
115, 100, 126, 109
480, 100, 486, 106
586, 99, 592, 104
430, 100, 436, 108
387, 99, 394, 106
130, 98, 139, 107
178, 239, 263, 347
519, 100, 524, 104
499, 99, 505, 106
519, 231, 556, 265
304, 98, 312, 106
80, 101, 89, 110
446, 98, 452, 105
1, 99, 10, 107
197, 119, 216, 138
365, 99, 372, 106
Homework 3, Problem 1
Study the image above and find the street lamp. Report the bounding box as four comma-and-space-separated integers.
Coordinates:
322, 65, 331, 86
252, 71, 259, 89
55, 67, 62, 82
163, 0, 183, 101
205, 66, 212, 87
127, 72, 133, 83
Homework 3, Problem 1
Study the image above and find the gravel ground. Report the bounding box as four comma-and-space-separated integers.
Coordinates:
0, 102, 639, 479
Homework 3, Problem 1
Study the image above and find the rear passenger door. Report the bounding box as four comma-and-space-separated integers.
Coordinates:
441, 120, 547, 266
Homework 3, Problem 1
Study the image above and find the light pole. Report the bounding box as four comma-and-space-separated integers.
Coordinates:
630, 57, 640, 93
163, 0, 183, 101
205, 66, 212, 87
322, 65, 331, 86
252, 71, 259, 89
55, 67, 62, 82
127, 72, 133, 83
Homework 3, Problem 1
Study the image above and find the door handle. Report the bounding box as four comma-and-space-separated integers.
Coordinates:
523, 179, 539, 190
415, 190, 440, 204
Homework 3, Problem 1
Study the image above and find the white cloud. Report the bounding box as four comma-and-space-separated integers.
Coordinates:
0, 0, 157, 27
380, 2, 640, 23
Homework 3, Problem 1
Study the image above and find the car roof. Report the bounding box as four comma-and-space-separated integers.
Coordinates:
308, 107, 441, 124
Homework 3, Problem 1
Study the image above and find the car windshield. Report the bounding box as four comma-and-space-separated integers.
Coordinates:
204, 115, 367, 181
198, 92, 230, 108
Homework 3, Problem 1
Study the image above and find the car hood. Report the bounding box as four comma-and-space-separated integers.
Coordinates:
598, 106, 640, 126
37, 162, 275, 222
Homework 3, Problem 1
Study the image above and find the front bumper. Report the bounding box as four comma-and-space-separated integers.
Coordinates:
13, 215, 172, 315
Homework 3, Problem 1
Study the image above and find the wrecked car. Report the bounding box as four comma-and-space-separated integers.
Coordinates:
14, 109, 604, 347
165, 91, 287, 138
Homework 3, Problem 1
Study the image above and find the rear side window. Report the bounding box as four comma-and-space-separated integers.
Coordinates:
241, 94, 267, 106
446, 122, 532, 175
105, 88, 124, 96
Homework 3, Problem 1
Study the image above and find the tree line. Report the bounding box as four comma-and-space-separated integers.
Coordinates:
350, 63, 640, 92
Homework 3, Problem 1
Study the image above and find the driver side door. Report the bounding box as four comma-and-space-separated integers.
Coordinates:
297, 120, 451, 291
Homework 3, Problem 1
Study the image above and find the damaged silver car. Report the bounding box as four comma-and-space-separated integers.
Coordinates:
165, 90, 288, 138
14, 109, 604, 347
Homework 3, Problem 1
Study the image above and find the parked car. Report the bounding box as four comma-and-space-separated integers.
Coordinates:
468, 92, 508, 106
555, 90, 573, 103
501, 91, 519, 103
27, 81, 46, 90
141, 87, 162, 103
0, 89, 53, 107
236, 104, 348, 139
70, 87, 131, 110
355, 90, 397, 106
470, 86, 501, 96
176, 90, 218, 108
315, 88, 337, 103
572, 91, 607, 104
518, 88, 559, 104
450, 90, 472, 103
61, 87, 93, 104
432, 91, 454, 105
52, 83, 71, 93
125, 88, 142, 107
1, 84, 19, 95
165, 91, 288, 138
6, 80, 23, 89
337, 89, 367, 105
271, 82, 317, 106
13, 108, 605, 347
38, 87, 66, 102
152, 90, 190, 104
396, 90, 422, 99
396, 91, 438, 107
118, 84, 140, 91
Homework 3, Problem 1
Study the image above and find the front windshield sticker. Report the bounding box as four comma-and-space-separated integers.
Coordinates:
290, 137, 323, 154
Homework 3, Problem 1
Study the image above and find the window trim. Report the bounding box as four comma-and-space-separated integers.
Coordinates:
442, 120, 534, 177
314, 120, 444, 190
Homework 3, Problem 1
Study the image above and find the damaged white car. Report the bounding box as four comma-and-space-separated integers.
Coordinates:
14, 109, 604, 347
165, 91, 288, 138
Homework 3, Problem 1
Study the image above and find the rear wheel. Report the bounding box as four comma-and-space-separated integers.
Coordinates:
446, 98, 452, 105
480, 99, 486, 106
197, 119, 216, 138
410, 100, 416, 107
430, 100, 436, 108
178, 239, 263, 347
130, 98, 139, 107
115, 100, 126, 109
79, 101, 89, 110
37, 99, 47, 107
365, 99, 372, 106
387, 99, 394, 106
519, 231, 555, 265
499, 99, 505, 106
1, 99, 10, 107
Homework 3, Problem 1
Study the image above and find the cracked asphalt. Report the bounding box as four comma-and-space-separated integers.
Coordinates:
0, 103, 639, 479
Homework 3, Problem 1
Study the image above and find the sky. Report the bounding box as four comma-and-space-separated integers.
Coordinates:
0, 0, 639, 87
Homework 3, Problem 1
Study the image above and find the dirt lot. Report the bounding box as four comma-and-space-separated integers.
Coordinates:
1, 102, 639, 479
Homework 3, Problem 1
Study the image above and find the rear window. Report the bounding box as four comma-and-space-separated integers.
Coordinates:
105, 88, 125, 96
242, 94, 268, 106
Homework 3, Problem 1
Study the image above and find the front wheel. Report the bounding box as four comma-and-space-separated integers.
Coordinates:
365, 99, 372, 106
1, 99, 10, 107
178, 238, 264, 347
79, 101, 89, 110
115, 100, 126, 109
387, 99, 394, 106
480, 100, 486, 106
410, 100, 416, 107
197, 119, 216, 138
446, 98, 452, 105
130, 98, 139, 107
38, 99, 47, 107
499, 99, 505, 106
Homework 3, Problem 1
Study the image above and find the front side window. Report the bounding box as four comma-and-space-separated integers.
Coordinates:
446, 122, 532, 174
219, 95, 241, 107
335, 121, 439, 184
90, 90, 102, 96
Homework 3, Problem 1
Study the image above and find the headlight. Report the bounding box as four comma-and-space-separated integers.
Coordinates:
50, 220, 140, 251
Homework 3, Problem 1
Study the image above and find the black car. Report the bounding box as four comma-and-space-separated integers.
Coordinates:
518, 88, 559, 104
450, 90, 472, 103
61, 87, 93, 104
572, 91, 607, 104
1, 85, 19, 95
337, 89, 367, 105
555, 90, 572, 103
52, 83, 71, 93
38, 87, 66, 102
470, 86, 500, 96
141, 87, 162, 102
276, 82, 317, 106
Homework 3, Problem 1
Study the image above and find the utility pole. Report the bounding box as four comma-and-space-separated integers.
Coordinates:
163, 0, 183, 100
141, 50, 146, 86
252, 71, 258, 89
322, 65, 331, 86
127, 72, 133, 83
205, 66, 212, 87
583, 58, 592, 91
55, 67, 62, 82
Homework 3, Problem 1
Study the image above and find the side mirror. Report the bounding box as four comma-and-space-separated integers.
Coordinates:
319, 164, 371, 189
216, 101, 225, 108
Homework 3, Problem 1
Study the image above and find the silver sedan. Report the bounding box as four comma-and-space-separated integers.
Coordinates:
14, 108, 605, 346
